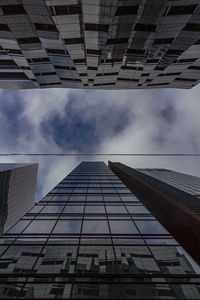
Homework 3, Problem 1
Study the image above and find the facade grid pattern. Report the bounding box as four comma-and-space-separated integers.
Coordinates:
0, 1, 200, 89
0, 162, 200, 299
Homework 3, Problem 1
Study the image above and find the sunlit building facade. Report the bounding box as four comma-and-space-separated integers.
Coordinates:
1, 1, 200, 89
0, 161, 200, 299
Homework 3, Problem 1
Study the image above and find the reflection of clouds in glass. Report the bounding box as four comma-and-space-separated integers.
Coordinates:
106, 206, 126, 213
135, 221, 169, 235
126, 206, 150, 214
8, 220, 30, 234
24, 220, 56, 234
41, 206, 64, 213
53, 220, 82, 234
85, 206, 105, 213
82, 220, 109, 233
63, 206, 84, 213
109, 221, 139, 234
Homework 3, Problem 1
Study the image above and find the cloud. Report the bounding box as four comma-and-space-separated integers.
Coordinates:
0, 85, 200, 201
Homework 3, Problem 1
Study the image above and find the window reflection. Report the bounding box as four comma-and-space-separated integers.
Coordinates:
53, 220, 82, 234
126, 206, 150, 214
41, 206, 64, 214
85, 206, 105, 213
63, 206, 84, 213
7, 220, 30, 234
106, 206, 126, 213
135, 221, 169, 235
24, 220, 56, 234
82, 220, 109, 234
109, 221, 139, 234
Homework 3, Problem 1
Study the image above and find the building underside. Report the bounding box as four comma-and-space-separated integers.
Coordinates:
0, 1, 200, 89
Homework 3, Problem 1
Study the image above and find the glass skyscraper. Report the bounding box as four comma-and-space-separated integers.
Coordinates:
0, 161, 200, 299
0, 1, 200, 89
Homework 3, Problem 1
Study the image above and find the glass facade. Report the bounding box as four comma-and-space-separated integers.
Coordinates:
0, 162, 200, 299
0, 2, 200, 89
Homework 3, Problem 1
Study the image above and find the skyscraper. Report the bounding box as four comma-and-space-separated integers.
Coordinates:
108, 161, 200, 267
0, 161, 200, 299
0, 1, 200, 89
0, 163, 38, 235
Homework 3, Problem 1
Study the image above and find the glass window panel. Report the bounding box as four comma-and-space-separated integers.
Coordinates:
114, 245, 160, 273
82, 220, 109, 234
145, 238, 178, 245
63, 206, 84, 213
41, 206, 64, 214
85, 206, 105, 213
76, 245, 114, 274
28, 206, 43, 213
126, 206, 150, 214
51, 195, 69, 201
113, 238, 145, 244
0, 245, 42, 273
69, 195, 86, 201
72, 283, 122, 299
106, 206, 127, 213
135, 221, 169, 235
104, 195, 121, 202
23, 283, 72, 299
116, 188, 131, 193
102, 189, 116, 193
7, 220, 30, 234
24, 220, 56, 234
109, 220, 139, 234
120, 195, 139, 202
37, 245, 78, 274
53, 220, 82, 234
86, 195, 103, 202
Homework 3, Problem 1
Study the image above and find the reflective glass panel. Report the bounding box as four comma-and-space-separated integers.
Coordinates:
85, 206, 105, 213
24, 220, 56, 234
126, 206, 150, 214
135, 221, 169, 235
7, 220, 30, 234
82, 220, 109, 234
106, 206, 127, 213
41, 206, 64, 213
63, 206, 84, 213
109, 221, 139, 234
53, 220, 82, 234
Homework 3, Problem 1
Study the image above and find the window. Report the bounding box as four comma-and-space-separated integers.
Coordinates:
135, 221, 168, 234
107, 38, 128, 44
183, 23, 200, 32
63, 205, 84, 213
134, 23, 157, 32
87, 49, 102, 55
176, 58, 196, 63
50, 5, 81, 16
35, 72, 57, 76
0, 72, 28, 80
122, 66, 143, 71
64, 38, 84, 44
115, 5, 139, 16
24, 220, 56, 234
175, 78, 197, 82
85, 206, 105, 213
118, 78, 139, 82
165, 5, 197, 16
7, 220, 30, 234
158, 72, 181, 76
17, 37, 40, 44
85, 23, 109, 32
41, 206, 64, 214
166, 49, 183, 55
109, 220, 139, 234
82, 220, 109, 233
1, 5, 26, 15
0, 24, 9, 31
126, 206, 150, 214
153, 38, 174, 45
96, 72, 118, 77
127, 49, 146, 55
106, 206, 126, 213
188, 65, 200, 70
35, 23, 58, 32
53, 220, 82, 233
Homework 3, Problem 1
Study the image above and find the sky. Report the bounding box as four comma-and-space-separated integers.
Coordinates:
0, 86, 200, 201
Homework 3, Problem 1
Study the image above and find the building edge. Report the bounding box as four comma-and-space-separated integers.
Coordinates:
108, 160, 200, 265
